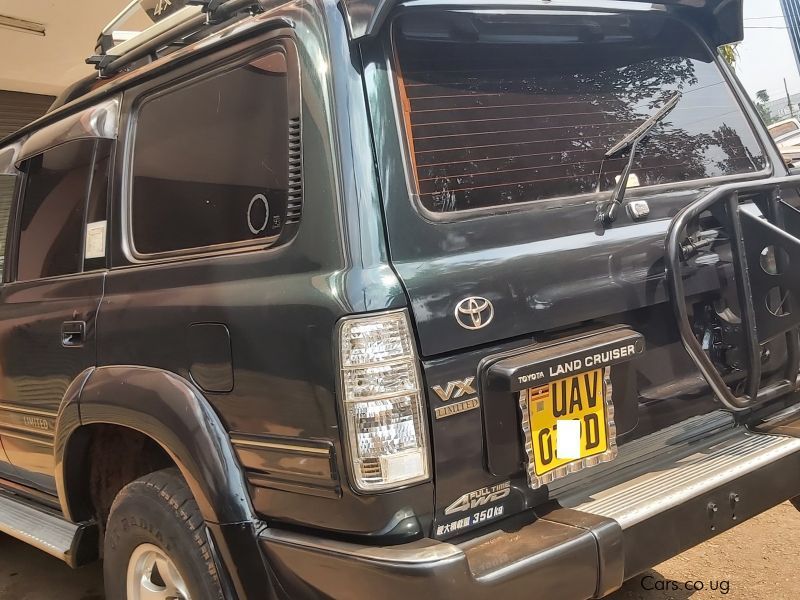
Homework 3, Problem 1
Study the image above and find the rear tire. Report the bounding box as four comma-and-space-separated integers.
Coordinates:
103, 468, 224, 600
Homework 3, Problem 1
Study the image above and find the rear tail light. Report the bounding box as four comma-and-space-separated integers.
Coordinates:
338, 310, 430, 492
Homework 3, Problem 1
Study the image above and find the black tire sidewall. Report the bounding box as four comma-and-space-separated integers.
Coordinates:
103, 472, 222, 600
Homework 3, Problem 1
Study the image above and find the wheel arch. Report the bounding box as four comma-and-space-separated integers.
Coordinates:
54, 365, 254, 526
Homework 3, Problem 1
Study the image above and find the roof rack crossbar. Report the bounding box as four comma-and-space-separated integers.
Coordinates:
102, 0, 144, 36
87, 0, 262, 77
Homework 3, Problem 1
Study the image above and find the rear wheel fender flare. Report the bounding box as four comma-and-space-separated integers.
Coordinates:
54, 365, 254, 525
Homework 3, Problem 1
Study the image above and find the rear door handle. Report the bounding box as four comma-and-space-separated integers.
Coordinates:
61, 321, 86, 348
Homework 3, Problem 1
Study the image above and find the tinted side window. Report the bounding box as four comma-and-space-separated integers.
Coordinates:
17, 140, 96, 281
131, 50, 290, 255
0, 174, 14, 281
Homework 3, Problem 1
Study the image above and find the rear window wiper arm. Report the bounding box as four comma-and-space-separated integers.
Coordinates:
596, 92, 682, 226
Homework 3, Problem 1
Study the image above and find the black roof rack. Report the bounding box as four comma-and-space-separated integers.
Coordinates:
86, 0, 264, 77
87, 0, 744, 77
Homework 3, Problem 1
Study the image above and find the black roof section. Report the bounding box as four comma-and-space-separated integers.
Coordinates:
338, 0, 744, 45
2, 0, 745, 148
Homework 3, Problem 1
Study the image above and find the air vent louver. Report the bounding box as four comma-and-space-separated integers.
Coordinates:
286, 117, 302, 225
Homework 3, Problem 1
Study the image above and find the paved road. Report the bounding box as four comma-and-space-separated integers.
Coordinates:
2, 502, 799, 599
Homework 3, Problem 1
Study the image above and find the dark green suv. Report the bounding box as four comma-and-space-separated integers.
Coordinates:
1, 0, 800, 598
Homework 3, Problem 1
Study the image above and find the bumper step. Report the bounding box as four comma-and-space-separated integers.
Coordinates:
573, 429, 800, 528
551, 409, 800, 580
549, 410, 736, 502
551, 410, 800, 528
260, 410, 800, 600
0, 488, 96, 567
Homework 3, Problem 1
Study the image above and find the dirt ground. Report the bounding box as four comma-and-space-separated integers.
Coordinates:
0, 534, 103, 600
606, 502, 800, 600
1, 502, 799, 599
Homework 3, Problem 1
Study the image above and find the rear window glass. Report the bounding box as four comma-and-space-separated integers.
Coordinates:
131, 51, 289, 255
393, 12, 767, 213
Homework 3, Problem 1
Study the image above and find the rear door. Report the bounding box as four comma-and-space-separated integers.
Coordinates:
363, 6, 785, 538
380, 9, 770, 358
0, 106, 114, 493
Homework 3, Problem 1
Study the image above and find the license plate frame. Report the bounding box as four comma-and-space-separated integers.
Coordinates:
519, 366, 618, 489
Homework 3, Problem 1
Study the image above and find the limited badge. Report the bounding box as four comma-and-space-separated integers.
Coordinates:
434, 397, 480, 420
432, 375, 480, 420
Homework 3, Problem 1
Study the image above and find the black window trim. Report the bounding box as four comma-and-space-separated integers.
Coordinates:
121, 35, 301, 264
81, 139, 114, 274
384, 8, 774, 224
0, 172, 22, 285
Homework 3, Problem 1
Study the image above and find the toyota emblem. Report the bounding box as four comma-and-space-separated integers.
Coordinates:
455, 297, 494, 330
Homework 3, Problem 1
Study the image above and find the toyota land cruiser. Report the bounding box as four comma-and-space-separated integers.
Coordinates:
1, 0, 800, 598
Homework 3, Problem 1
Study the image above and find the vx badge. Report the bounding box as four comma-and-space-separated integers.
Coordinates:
455, 297, 494, 330
432, 377, 476, 402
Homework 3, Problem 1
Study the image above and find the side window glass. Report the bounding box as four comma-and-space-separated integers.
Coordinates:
17, 139, 96, 281
0, 174, 14, 281
131, 50, 290, 255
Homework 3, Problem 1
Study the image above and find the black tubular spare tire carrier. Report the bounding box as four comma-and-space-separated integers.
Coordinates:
666, 175, 800, 411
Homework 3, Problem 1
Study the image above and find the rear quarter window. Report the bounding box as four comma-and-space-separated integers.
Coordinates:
393, 11, 767, 213
130, 50, 291, 256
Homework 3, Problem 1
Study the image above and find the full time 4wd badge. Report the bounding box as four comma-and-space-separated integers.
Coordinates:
435, 482, 511, 538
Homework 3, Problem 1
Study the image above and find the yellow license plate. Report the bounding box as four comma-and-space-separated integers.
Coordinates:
523, 368, 616, 486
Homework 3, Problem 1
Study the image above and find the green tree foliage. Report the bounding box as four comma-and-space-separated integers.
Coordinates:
754, 90, 776, 126
720, 44, 739, 69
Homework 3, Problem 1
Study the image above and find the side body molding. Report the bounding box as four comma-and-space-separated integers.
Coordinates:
54, 365, 254, 525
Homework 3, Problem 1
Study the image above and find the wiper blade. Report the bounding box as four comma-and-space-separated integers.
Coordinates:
605, 92, 682, 159
597, 92, 682, 226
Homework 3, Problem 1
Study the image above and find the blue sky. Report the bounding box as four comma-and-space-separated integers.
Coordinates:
736, 0, 800, 101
